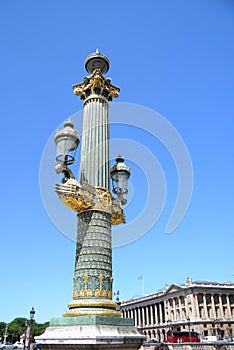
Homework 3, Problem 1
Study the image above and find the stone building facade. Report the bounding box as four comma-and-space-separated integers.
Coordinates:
120, 278, 234, 341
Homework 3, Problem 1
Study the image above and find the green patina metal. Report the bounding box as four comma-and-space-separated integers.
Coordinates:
50, 316, 134, 327
73, 210, 113, 300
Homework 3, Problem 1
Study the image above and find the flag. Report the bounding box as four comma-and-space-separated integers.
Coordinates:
138, 275, 143, 280
114, 290, 120, 296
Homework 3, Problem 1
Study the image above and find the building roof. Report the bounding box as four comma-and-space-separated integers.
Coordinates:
121, 278, 234, 306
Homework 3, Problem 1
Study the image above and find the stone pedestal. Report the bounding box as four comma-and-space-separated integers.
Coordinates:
35, 316, 145, 350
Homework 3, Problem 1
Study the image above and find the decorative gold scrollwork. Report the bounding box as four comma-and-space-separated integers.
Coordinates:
55, 181, 125, 225
73, 68, 120, 101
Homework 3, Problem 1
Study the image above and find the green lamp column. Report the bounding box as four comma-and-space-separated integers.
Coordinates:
61, 51, 124, 317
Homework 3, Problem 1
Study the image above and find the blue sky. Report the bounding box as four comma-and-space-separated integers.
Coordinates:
0, 0, 233, 323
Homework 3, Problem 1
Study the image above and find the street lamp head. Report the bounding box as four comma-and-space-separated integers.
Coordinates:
110, 155, 131, 205
84, 49, 110, 74
29, 307, 35, 320
54, 119, 80, 166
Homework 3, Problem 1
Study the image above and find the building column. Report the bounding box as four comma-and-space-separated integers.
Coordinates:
146, 306, 150, 326
219, 294, 224, 318
159, 303, 163, 324
138, 308, 141, 326
178, 297, 183, 320
181, 296, 186, 319
227, 295, 232, 318
185, 294, 190, 319
154, 304, 158, 325
166, 300, 171, 320
145, 307, 148, 326
164, 300, 167, 322
211, 294, 216, 319
172, 298, 176, 321
203, 294, 208, 319
134, 308, 138, 327
142, 307, 145, 326
150, 305, 154, 325
194, 294, 199, 319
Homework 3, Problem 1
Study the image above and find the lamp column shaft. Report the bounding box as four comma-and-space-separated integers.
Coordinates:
65, 66, 120, 317
73, 96, 112, 309
80, 98, 110, 189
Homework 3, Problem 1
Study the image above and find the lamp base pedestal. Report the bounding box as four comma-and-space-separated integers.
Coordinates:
35, 316, 145, 350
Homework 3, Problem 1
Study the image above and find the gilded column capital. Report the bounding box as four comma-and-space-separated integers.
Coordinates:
73, 68, 120, 101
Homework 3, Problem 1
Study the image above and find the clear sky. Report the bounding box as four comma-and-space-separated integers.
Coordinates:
0, 0, 233, 323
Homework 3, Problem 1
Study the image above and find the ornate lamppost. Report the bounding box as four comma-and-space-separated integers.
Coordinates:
54, 51, 129, 317
24, 307, 35, 350
36, 50, 145, 349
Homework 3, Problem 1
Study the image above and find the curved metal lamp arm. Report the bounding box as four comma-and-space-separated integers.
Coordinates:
62, 167, 75, 180
55, 162, 76, 181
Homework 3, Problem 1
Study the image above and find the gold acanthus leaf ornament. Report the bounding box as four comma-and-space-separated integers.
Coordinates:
73, 68, 120, 100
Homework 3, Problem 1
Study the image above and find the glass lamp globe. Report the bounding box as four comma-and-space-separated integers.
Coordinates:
54, 119, 80, 166
110, 155, 130, 205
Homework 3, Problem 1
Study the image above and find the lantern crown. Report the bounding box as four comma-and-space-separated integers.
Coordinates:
54, 119, 80, 166
84, 49, 110, 74
29, 307, 35, 320
110, 155, 131, 205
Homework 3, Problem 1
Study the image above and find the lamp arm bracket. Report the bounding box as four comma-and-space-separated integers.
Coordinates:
55, 182, 126, 225
62, 166, 76, 180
